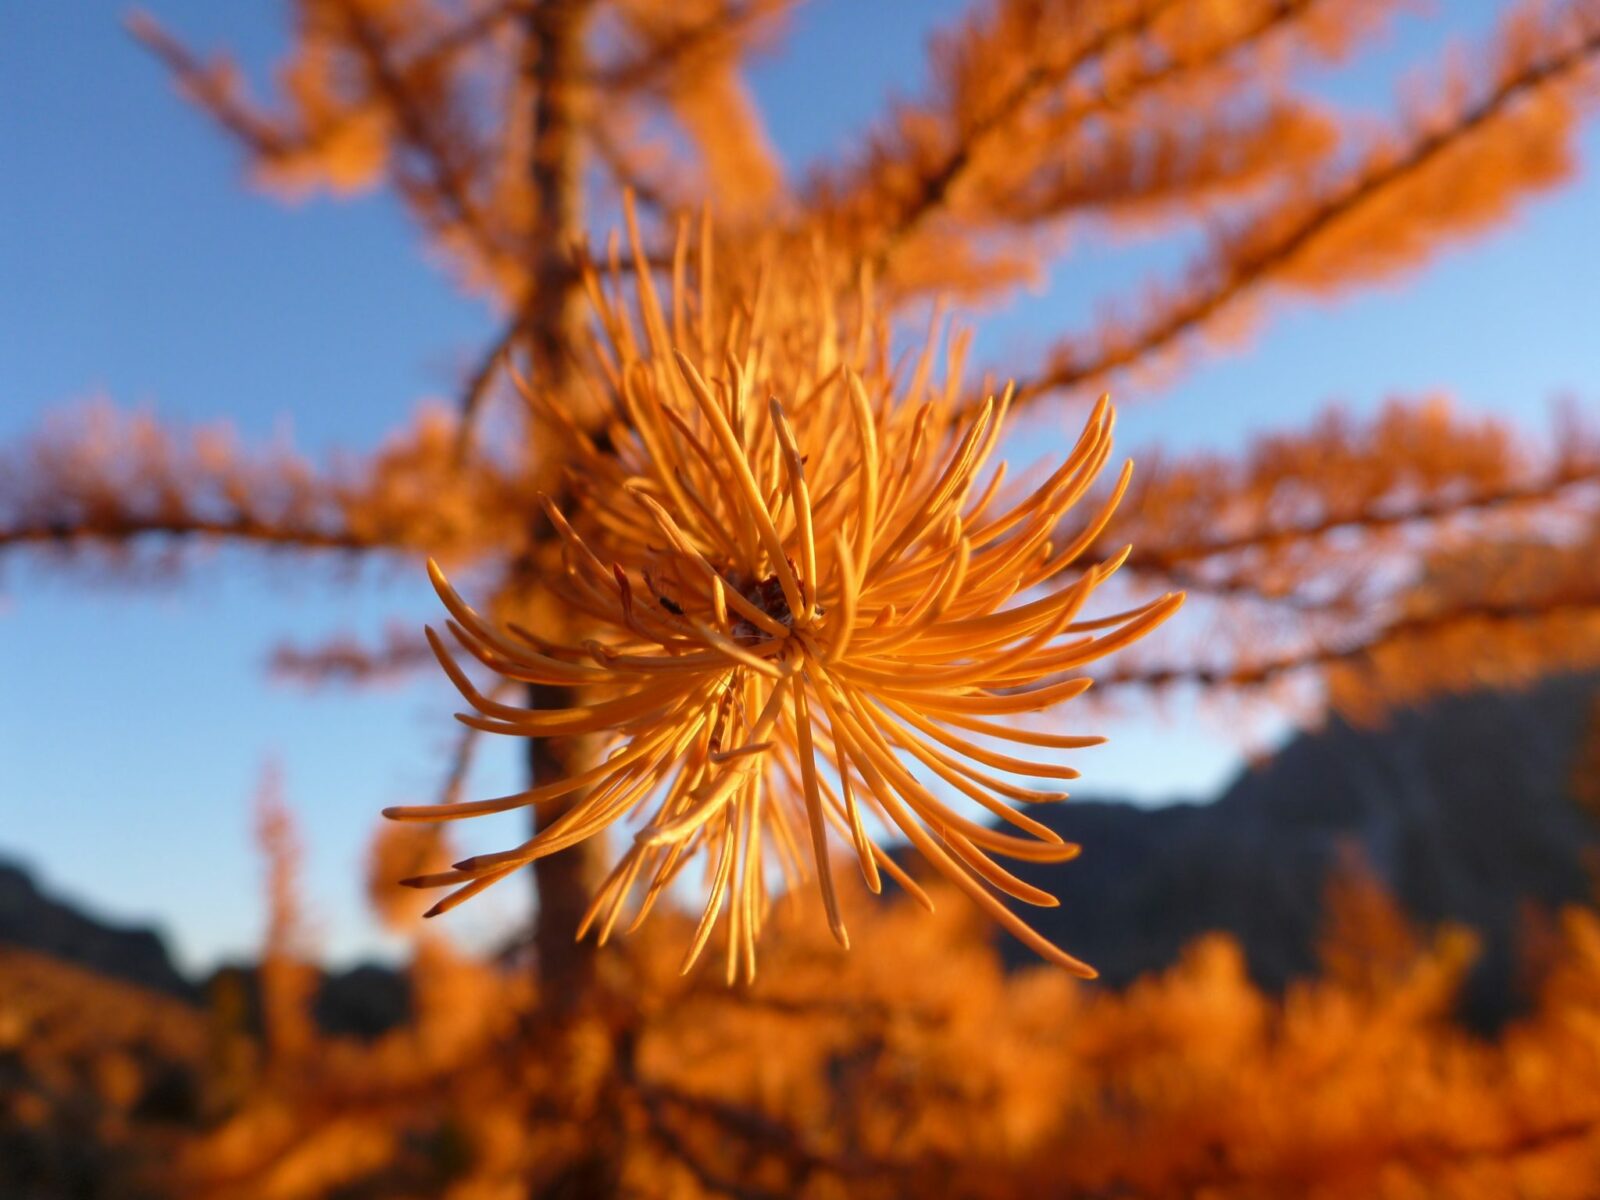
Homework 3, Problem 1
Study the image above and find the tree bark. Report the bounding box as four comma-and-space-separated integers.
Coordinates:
521, 0, 600, 1015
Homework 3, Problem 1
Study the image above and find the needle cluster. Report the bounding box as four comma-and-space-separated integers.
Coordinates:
388, 226, 1180, 980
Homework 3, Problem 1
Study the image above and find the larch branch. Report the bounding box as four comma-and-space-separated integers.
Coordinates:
412, 1, 525, 68
593, 0, 790, 93
455, 319, 519, 458
268, 624, 433, 686
873, 0, 1325, 258
0, 513, 388, 556
1096, 591, 1600, 693
1120, 463, 1600, 573
874, 0, 1184, 255
336, 0, 505, 270
126, 11, 291, 160
636, 1081, 896, 1186
589, 117, 683, 215
1017, 12, 1600, 401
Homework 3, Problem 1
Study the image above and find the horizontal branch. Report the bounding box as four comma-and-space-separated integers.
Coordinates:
0, 513, 388, 556
1120, 464, 1600, 574
1120, 557, 1354, 613
4, 400, 525, 574
268, 624, 432, 686
1174, 1112, 1600, 1195
1017, 11, 1600, 400
1096, 592, 1600, 693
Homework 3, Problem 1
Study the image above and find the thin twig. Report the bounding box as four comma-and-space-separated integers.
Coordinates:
455, 319, 519, 459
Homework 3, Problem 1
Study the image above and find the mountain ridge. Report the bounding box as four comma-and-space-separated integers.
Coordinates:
1004, 669, 1600, 1025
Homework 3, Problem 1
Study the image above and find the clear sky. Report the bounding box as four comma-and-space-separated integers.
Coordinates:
3, 0, 1597, 974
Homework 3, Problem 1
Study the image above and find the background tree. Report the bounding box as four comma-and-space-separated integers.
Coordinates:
6, 0, 1600, 1155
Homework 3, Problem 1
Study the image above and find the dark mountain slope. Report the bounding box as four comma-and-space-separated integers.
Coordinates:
0, 863, 406, 1037
0, 860, 194, 1000
1008, 671, 1600, 1024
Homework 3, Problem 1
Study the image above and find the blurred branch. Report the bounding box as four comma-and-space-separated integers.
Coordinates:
683, 978, 952, 1031
455, 319, 518, 458
593, 0, 790, 93
1016, 8, 1600, 401
0, 512, 382, 556
268, 623, 432, 686
132, 3, 513, 279
589, 116, 683, 214
436, 682, 513, 807
1173, 1113, 1600, 1196
1406, 1116, 1600, 1171
873, 0, 1180, 250
636, 1080, 895, 1189
126, 11, 291, 159
875, 0, 1317, 259
1120, 465, 1600, 573
1122, 558, 1356, 612
641, 1096, 792, 1200
1, 403, 520, 572
412, 1, 525, 68
1096, 589, 1600, 693
333, 0, 504, 267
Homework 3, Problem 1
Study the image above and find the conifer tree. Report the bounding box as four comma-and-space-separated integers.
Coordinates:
6, 0, 1600, 1009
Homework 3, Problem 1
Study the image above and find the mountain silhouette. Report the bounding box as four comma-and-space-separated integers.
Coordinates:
0, 859, 194, 1000
1003, 669, 1600, 1026
0, 862, 407, 1037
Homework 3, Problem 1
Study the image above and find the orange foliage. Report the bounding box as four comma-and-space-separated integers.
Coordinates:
1094, 396, 1600, 719
366, 820, 456, 930
9, 2, 1600, 1194
255, 765, 317, 1065
0, 399, 530, 571
32, 857, 1597, 1199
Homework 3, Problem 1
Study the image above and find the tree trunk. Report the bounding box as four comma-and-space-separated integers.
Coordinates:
517, 14, 635, 1198
525, 686, 601, 1010
522, 0, 600, 1014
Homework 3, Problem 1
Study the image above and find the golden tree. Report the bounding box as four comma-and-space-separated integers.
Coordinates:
90, 855, 1600, 1199
8, 7, 1600, 1181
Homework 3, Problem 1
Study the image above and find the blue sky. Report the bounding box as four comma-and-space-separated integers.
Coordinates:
3, 0, 1597, 974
